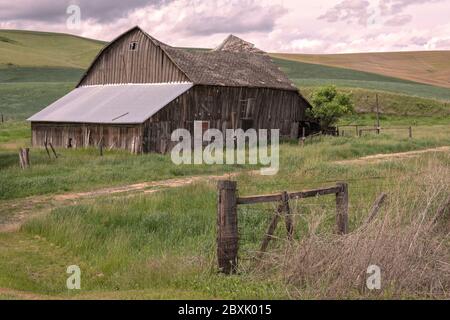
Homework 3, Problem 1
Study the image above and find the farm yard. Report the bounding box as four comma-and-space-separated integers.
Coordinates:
0, 30, 449, 300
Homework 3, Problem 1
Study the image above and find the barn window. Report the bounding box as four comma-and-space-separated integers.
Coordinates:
129, 41, 138, 51
240, 98, 255, 118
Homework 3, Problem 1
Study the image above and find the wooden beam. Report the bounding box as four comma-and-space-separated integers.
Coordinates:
366, 193, 387, 224
237, 186, 343, 205
289, 186, 342, 200
217, 180, 238, 274
237, 193, 283, 205
336, 182, 349, 235
259, 207, 282, 255
282, 191, 294, 241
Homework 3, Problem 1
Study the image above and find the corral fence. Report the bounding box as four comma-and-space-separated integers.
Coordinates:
337, 124, 413, 139
216, 180, 349, 274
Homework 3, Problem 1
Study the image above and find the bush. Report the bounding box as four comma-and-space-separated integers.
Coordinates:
308, 86, 354, 129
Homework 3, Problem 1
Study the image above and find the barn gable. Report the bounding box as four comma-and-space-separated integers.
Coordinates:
77, 26, 189, 86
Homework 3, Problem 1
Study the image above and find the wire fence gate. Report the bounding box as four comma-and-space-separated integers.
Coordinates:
216, 180, 349, 274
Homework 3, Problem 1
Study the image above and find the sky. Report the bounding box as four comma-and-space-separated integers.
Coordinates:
1, 0, 450, 53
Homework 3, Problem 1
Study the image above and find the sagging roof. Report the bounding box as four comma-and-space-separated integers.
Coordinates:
141, 27, 297, 91
27, 83, 193, 124
163, 47, 296, 91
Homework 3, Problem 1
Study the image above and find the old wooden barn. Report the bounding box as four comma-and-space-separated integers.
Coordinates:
28, 26, 313, 153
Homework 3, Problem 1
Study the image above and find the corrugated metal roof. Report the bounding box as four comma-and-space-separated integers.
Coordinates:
27, 83, 193, 124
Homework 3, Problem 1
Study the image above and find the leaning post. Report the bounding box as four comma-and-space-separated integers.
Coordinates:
336, 182, 349, 235
217, 180, 238, 274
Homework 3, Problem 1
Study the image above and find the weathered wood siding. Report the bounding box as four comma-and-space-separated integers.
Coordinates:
31, 122, 143, 154
31, 85, 307, 154
78, 28, 188, 86
143, 85, 306, 153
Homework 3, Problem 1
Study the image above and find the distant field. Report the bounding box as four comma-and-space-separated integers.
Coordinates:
1, 29, 450, 122
0, 83, 74, 120
0, 66, 83, 83
271, 51, 450, 89
0, 29, 104, 69
273, 58, 450, 101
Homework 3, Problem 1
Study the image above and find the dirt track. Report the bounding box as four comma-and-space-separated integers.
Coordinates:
0, 172, 242, 233
335, 146, 450, 165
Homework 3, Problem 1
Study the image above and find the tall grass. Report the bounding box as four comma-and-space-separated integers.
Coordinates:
260, 158, 450, 299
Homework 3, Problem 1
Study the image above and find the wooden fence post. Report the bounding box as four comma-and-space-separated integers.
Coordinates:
44, 141, 51, 159
336, 182, 349, 234
49, 142, 58, 158
282, 191, 293, 241
366, 193, 387, 224
259, 206, 282, 256
19, 148, 30, 169
217, 180, 238, 274
409, 126, 412, 139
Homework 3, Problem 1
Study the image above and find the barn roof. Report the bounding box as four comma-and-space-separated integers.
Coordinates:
163, 47, 296, 90
27, 83, 193, 124
76, 26, 297, 91
140, 27, 297, 91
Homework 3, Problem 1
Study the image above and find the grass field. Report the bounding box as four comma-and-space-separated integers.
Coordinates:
274, 58, 450, 101
0, 129, 448, 299
272, 50, 450, 89
0, 29, 104, 69
0, 29, 449, 300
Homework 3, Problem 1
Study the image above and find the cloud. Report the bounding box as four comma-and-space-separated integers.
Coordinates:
319, 0, 446, 27
318, 0, 372, 25
1, 0, 450, 53
384, 14, 411, 26
172, 1, 287, 36
379, 0, 444, 16
0, 0, 159, 23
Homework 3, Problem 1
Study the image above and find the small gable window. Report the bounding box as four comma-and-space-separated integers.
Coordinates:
129, 41, 138, 51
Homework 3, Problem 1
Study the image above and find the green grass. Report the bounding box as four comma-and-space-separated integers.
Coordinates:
0, 147, 245, 201
0, 28, 449, 299
0, 83, 74, 120
274, 58, 450, 101
0, 29, 104, 69
0, 133, 447, 299
0, 66, 84, 83
299, 87, 450, 118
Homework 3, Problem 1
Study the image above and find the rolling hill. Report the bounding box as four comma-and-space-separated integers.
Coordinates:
271, 51, 450, 89
0, 29, 449, 120
0, 29, 105, 69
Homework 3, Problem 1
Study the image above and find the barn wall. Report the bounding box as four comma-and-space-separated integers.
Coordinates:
31, 122, 143, 154
143, 85, 307, 153
79, 28, 188, 86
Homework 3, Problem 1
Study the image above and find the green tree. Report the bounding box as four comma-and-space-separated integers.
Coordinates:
307, 86, 354, 129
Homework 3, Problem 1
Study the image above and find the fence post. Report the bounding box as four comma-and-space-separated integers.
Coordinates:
409, 126, 412, 139
19, 148, 30, 169
336, 182, 349, 234
282, 191, 293, 241
217, 180, 238, 274
49, 142, 58, 158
